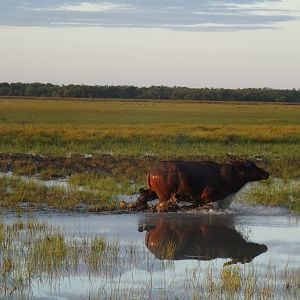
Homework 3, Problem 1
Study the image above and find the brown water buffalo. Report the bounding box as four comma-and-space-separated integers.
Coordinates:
138, 159, 269, 209
138, 215, 267, 264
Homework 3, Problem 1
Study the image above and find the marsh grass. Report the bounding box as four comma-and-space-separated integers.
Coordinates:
88, 237, 106, 271
239, 178, 300, 213
221, 266, 241, 294
155, 240, 177, 260
0, 175, 117, 211
69, 172, 138, 201
0, 219, 123, 297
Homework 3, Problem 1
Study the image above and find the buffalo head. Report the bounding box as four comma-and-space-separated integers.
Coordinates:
234, 160, 269, 182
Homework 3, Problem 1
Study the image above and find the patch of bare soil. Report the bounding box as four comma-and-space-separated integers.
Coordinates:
0, 153, 158, 180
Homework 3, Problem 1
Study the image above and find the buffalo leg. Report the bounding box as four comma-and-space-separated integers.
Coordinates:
133, 188, 158, 211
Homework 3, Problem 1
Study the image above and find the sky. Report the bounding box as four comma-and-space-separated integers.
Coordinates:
0, 0, 299, 88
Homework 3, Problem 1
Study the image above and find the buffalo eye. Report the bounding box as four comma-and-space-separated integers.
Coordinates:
244, 162, 253, 168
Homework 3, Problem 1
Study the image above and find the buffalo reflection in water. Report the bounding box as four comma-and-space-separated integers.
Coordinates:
138, 215, 267, 266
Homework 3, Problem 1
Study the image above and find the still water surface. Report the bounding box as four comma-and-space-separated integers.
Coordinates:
3, 203, 300, 299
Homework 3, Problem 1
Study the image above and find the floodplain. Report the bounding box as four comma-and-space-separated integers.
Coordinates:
0, 97, 299, 298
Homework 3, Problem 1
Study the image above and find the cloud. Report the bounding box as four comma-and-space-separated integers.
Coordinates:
1, 0, 299, 31
31, 2, 134, 13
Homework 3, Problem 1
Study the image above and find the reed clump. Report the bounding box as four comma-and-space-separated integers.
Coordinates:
221, 266, 241, 294
88, 237, 107, 271
155, 240, 177, 260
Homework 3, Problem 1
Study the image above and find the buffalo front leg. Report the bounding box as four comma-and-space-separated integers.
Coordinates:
155, 194, 180, 212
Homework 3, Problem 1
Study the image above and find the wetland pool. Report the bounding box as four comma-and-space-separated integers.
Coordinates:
2, 204, 300, 299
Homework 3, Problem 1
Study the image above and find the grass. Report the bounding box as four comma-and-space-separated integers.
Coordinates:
1, 218, 300, 299
221, 266, 241, 294
1, 124, 299, 157
0, 98, 299, 157
239, 178, 300, 213
0, 175, 119, 211
69, 172, 137, 197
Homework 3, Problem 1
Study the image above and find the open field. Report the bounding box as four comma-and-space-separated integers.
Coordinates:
0, 98, 299, 212
0, 98, 300, 156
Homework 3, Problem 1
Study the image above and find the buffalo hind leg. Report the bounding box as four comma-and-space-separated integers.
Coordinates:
133, 188, 157, 211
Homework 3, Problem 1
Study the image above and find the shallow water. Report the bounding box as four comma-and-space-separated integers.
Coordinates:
2, 203, 300, 299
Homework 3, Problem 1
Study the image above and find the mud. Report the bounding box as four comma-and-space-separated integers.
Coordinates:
0, 153, 158, 179
119, 193, 211, 214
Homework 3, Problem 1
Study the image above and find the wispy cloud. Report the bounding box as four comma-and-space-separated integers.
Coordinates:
31, 2, 134, 13
1, 0, 299, 31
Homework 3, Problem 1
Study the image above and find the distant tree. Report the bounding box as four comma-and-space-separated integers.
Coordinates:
0, 82, 299, 102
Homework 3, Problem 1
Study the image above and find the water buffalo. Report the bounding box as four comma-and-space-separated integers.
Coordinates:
138, 215, 267, 265
138, 159, 269, 209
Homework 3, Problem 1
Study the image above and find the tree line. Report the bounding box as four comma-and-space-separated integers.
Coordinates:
0, 82, 299, 102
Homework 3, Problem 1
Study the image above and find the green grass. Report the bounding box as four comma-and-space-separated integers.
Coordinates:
69, 172, 138, 199
0, 98, 299, 157
239, 178, 300, 213
0, 176, 118, 211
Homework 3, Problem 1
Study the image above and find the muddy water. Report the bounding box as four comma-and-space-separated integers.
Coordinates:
3, 204, 300, 299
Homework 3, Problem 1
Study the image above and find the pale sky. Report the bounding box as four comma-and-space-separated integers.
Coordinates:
0, 0, 299, 88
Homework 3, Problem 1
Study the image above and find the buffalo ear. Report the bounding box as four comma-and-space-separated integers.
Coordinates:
221, 164, 235, 178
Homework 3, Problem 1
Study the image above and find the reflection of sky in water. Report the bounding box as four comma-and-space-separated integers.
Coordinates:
1, 0, 299, 31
